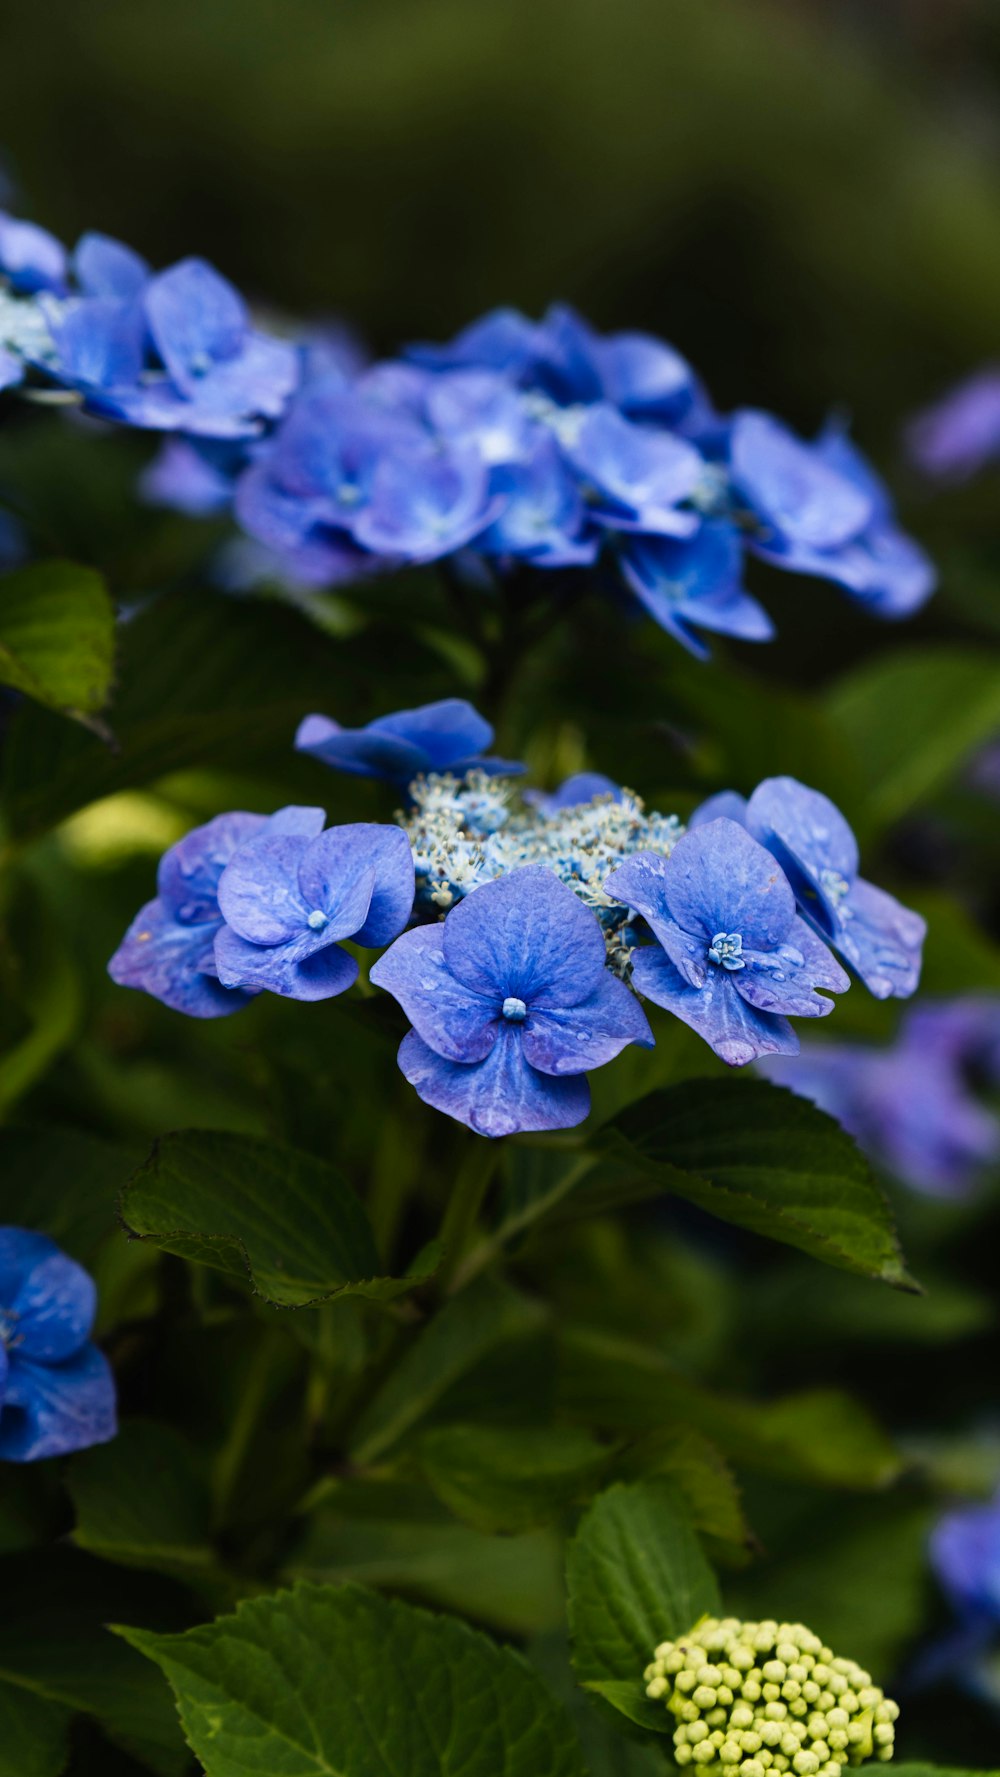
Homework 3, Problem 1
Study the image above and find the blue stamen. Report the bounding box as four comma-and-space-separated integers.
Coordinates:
502, 996, 528, 1021
708, 931, 745, 971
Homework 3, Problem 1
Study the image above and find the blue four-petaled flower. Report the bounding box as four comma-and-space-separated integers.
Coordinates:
608, 818, 849, 1065
0, 1229, 116, 1462
370, 864, 653, 1136
295, 697, 524, 783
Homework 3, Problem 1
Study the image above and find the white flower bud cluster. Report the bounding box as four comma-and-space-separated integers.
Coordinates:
644, 1617, 898, 1777
399, 770, 682, 959
0, 288, 58, 365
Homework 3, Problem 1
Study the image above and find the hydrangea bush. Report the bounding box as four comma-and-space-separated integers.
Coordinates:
0, 204, 998, 1776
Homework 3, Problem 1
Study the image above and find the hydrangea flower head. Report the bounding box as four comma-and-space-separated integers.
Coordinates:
108, 805, 327, 1017
0, 1229, 116, 1461
295, 697, 523, 784
215, 821, 414, 1000
645, 1616, 898, 1777
370, 864, 653, 1136
609, 818, 849, 1065
761, 995, 1000, 1197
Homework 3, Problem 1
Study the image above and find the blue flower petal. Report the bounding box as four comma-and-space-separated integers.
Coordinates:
441, 865, 606, 1009
688, 790, 749, 829
620, 522, 774, 656
0, 1344, 117, 1462
397, 1025, 590, 1137
6, 1247, 96, 1363
369, 925, 497, 1063
730, 409, 872, 551
216, 834, 314, 944
833, 877, 926, 1001
525, 773, 623, 816
631, 945, 799, 1067
745, 777, 859, 918
616, 820, 797, 953
564, 404, 703, 535
298, 823, 412, 947
48, 298, 147, 392
145, 257, 247, 390
295, 713, 429, 781
0, 213, 67, 295
351, 439, 494, 562
213, 925, 359, 1000
74, 231, 150, 300
0, 1231, 61, 1313
108, 898, 253, 1018
522, 971, 653, 1076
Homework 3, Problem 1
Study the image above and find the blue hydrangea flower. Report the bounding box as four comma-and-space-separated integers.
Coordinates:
215, 822, 414, 1000
476, 435, 599, 568
524, 772, 624, 816
0, 1229, 116, 1462
906, 367, 1000, 483
739, 776, 925, 999
108, 806, 326, 1017
619, 520, 774, 657
761, 996, 1000, 1197
370, 863, 653, 1136
295, 697, 523, 783
559, 403, 704, 538
0, 212, 67, 295
931, 1493, 1000, 1631
730, 409, 935, 619
608, 818, 849, 1066
139, 437, 243, 517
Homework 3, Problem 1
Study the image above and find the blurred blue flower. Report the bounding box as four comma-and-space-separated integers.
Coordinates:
524, 772, 624, 816
108, 805, 325, 1017
619, 520, 774, 657
214, 821, 413, 1000
0, 1229, 116, 1462
931, 1493, 1000, 1628
906, 368, 1000, 483
609, 817, 848, 1066
0, 212, 67, 295
295, 697, 524, 783
730, 410, 935, 619
477, 435, 599, 568
761, 996, 1000, 1197
371, 863, 653, 1136
139, 437, 243, 517
559, 403, 704, 537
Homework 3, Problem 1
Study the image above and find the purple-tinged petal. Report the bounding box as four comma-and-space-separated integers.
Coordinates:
375, 698, 494, 770
369, 924, 497, 1063
834, 877, 926, 1000
631, 945, 798, 1067
620, 522, 774, 656
425, 370, 533, 463
397, 1025, 590, 1137
157, 810, 271, 923
298, 823, 411, 946
405, 308, 554, 380
295, 713, 427, 781
688, 790, 749, 829
139, 438, 239, 516
108, 898, 253, 1018
217, 834, 312, 943
525, 773, 623, 816
145, 257, 247, 389
213, 925, 359, 1000
478, 438, 599, 567
614, 821, 796, 952
351, 440, 495, 562
74, 232, 150, 300
7, 1249, 96, 1362
733, 928, 846, 1019
564, 404, 704, 533
730, 409, 872, 550
0, 1344, 116, 1461
48, 297, 147, 391
182, 331, 299, 425
522, 971, 653, 1076
593, 330, 699, 423
441, 865, 606, 1009
745, 777, 859, 917
906, 369, 1000, 484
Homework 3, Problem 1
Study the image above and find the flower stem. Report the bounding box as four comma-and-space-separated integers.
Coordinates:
436, 1138, 500, 1295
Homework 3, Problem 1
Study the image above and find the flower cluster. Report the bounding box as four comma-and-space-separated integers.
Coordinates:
109, 699, 927, 1133
0, 1228, 115, 1461
644, 1617, 898, 1777
1, 209, 935, 652
760, 995, 1000, 1197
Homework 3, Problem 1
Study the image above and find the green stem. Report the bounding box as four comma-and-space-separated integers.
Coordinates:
435, 1138, 500, 1295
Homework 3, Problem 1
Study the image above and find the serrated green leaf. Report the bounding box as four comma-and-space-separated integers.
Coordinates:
120, 1128, 438, 1307
121, 1580, 589, 1776
613, 1428, 751, 1548
421, 1422, 612, 1533
594, 1077, 913, 1288
0, 560, 114, 721
829, 644, 1000, 831
568, 1480, 719, 1725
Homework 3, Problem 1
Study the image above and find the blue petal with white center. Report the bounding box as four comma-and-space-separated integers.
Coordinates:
0, 1228, 116, 1463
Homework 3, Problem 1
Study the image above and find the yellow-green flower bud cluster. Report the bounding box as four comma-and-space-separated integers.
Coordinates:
644, 1617, 898, 1777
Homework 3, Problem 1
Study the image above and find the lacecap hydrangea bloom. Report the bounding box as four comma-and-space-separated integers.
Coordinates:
2, 211, 935, 652
0, 1229, 116, 1461
644, 1616, 898, 1777
760, 996, 1000, 1197
370, 864, 653, 1136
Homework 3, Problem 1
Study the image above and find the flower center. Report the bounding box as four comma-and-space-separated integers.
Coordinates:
819, 867, 850, 905
501, 995, 528, 1022
708, 930, 745, 971
307, 909, 328, 931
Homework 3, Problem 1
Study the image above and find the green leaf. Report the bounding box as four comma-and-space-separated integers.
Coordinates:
829, 644, 1000, 831
594, 1077, 913, 1287
0, 1688, 71, 1777
0, 561, 115, 721
612, 1428, 751, 1549
349, 1274, 549, 1464
0, 1126, 139, 1258
421, 1423, 612, 1533
68, 1420, 230, 1597
120, 1128, 438, 1307
567, 1480, 719, 1734
890, 1767, 1000, 1777
121, 1580, 589, 1777
559, 1326, 901, 1489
